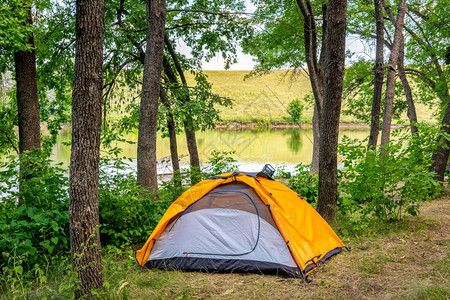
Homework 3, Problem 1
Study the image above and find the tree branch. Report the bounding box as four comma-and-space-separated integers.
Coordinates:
0, 127, 19, 154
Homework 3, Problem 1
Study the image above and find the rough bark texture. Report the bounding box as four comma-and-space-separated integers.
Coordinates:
380, 0, 407, 148
164, 35, 201, 174
316, 0, 347, 221
14, 9, 41, 204
136, 0, 166, 190
184, 122, 201, 183
368, 0, 384, 149
398, 40, 418, 135
160, 88, 181, 186
311, 105, 320, 172
14, 27, 41, 153
69, 0, 105, 297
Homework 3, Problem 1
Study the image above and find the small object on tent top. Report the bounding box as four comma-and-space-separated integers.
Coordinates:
262, 164, 275, 178
135, 171, 345, 278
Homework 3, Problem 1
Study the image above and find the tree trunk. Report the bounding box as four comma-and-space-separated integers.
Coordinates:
398, 40, 418, 135
69, 0, 105, 296
160, 88, 181, 186
380, 0, 407, 148
184, 121, 201, 184
368, 0, 384, 149
14, 9, 41, 205
164, 35, 201, 175
310, 104, 320, 173
14, 10, 41, 154
316, 0, 347, 221
294, 0, 325, 170
136, 0, 166, 191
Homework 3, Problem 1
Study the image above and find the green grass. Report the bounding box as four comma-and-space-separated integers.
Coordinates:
2, 196, 448, 299
186, 70, 314, 122
107, 70, 437, 125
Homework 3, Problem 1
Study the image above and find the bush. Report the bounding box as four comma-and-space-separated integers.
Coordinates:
0, 151, 70, 273
203, 150, 238, 176
98, 158, 172, 248
288, 164, 319, 206
338, 124, 442, 221
287, 99, 304, 123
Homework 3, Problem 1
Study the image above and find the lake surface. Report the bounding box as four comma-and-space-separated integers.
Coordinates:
51, 128, 370, 173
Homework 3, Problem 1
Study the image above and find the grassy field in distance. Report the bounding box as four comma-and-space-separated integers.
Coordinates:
185, 70, 437, 125
185, 70, 315, 122
107, 70, 436, 125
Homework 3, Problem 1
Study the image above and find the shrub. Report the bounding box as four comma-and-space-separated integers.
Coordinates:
288, 164, 319, 206
203, 150, 238, 176
287, 99, 304, 123
0, 151, 70, 273
338, 124, 442, 221
98, 158, 172, 248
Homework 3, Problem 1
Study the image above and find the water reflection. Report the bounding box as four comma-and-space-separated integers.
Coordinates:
285, 130, 303, 154
51, 128, 370, 168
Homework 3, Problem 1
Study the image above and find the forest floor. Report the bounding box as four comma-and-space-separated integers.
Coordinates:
112, 196, 449, 299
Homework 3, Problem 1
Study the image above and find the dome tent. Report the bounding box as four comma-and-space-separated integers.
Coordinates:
135, 171, 345, 277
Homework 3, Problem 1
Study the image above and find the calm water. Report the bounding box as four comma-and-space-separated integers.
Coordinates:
51, 128, 369, 173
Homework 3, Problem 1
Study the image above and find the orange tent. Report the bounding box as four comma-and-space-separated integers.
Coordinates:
136, 171, 345, 277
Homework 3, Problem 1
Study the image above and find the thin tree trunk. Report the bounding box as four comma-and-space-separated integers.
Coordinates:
380, 0, 407, 149
136, 0, 166, 191
164, 35, 201, 174
368, 0, 384, 149
69, 0, 105, 296
316, 0, 347, 221
14, 9, 41, 154
311, 104, 320, 173
184, 121, 201, 183
295, 0, 325, 170
398, 40, 418, 135
160, 88, 181, 186
14, 9, 41, 205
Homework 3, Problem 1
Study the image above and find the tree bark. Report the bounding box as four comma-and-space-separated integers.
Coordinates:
69, 0, 105, 297
136, 0, 166, 191
398, 40, 418, 135
14, 10, 41, 154
160, 88, 181, 186
184, 122, 201, 183
368, 0, 384, 149
380, 0, 407, 149
310, 104, 320, 172
316, 0, 347, 221
14, 9, 41, 205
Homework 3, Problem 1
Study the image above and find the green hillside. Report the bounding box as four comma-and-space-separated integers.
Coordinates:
185, 70, 436, 124
186, 70, 313, 122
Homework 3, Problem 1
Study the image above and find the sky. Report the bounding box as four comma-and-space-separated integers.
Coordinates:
174, 0, 373, 71
176, 35, 371, 70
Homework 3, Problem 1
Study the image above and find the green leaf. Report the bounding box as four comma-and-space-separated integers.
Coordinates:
14, 265, 23, 275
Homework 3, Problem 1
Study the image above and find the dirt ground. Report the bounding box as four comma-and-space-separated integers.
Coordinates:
125, 197, 449, 299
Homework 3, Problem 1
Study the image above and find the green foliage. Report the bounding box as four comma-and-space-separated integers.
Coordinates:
342, 58, 406, 123
0, 151, 70, 274
288, 164, 318, 206
338, 124, 442, 221
287, 98, 303, 123
0, 90, 18, 155
98, 158, 172, 248
204, 150, 238, 176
